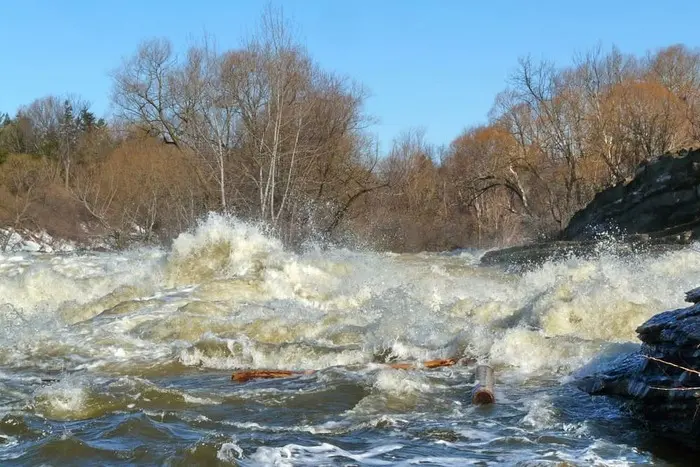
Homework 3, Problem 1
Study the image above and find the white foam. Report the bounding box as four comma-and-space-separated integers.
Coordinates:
2, 213, 700, 389
32, 377, 89, 420
167, 212, 285, 282
0, 435, 22, 461
247, 442, 403, 466
217, 438, 244, 463
520, 396, 557, 429
555, 439, 650, 466
182, 393, 220, 405
220, 420, 343, 435
372, 369, 433, 396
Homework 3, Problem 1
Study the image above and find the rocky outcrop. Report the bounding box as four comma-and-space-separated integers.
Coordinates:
564, 148, 700, 241
481, 148, 700, 268
577, 288, 700, 448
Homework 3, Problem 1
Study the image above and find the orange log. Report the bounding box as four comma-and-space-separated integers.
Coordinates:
384, 358, 458, 371
387, 362, 415, 370
231, 370, 307, 383
423, 358, 458, 368
232, 358, 461, 383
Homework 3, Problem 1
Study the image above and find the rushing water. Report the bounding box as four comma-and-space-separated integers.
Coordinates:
1, 213, 699, 466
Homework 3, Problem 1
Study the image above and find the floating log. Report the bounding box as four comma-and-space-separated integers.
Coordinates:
231, 358, 462, 383
388, 358, 458, 371
423, 357, 458, 368
471, 364, 495, 405
231, 369, 308, 383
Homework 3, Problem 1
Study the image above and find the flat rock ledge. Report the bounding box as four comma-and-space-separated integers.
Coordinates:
576, 287, 700, 449
479, 229, 694, 269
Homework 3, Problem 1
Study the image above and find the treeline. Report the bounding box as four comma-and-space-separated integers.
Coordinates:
2, 8, 700, 251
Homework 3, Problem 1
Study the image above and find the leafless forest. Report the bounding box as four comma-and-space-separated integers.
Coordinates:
2, 9, 700, 251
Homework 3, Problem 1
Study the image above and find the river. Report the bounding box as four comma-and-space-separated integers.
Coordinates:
1, 213, 698, 466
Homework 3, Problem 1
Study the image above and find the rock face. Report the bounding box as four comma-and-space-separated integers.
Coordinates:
564, 148, 700, 241
577, 288, 700, 448
481, 148, 700, 268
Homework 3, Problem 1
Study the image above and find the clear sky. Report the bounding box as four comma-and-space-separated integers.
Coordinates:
1, 0, 698, 151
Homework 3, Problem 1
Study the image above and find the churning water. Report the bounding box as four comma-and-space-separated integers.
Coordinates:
1, 213, 699, 466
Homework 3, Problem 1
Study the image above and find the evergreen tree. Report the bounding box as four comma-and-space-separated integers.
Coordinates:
78, 107, 96, 131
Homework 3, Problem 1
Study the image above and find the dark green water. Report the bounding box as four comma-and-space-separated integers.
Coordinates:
2, 368, 687, 466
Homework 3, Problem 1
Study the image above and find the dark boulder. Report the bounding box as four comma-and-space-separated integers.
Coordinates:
576, 288, 700, 448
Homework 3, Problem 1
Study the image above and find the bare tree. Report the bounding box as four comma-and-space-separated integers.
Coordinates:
176, 39, 242, 211
111, 38, 183, 146
15, 94, 92, 187
0, 155, 53, 248
645, 44, 700, 143
506, 56, 594, 224
232, 6, 314, 226
573, 45, 634, 182
16, 95, 62, 158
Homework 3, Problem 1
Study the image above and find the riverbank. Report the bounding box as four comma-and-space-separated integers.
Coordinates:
0, 227, 79, 253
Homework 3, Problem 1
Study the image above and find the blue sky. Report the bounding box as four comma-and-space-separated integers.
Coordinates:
1, 0, 698, 151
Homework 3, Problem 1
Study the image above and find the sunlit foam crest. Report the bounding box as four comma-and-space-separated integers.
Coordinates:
3, 213, 700, 381
166, 212, 286, 285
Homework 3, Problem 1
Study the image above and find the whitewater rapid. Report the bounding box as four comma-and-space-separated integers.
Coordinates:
1, 212, 698, 465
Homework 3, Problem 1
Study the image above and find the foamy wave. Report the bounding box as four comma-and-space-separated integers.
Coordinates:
0, 249, 163, 319
32, 377, 92, 420
4, 213, 700, 385
488, 328, 599, 374
372, 370, 433, 396
248, 442, 403, 466
555, 439, 650, 466
166, 212, 285, 285
179, 333, 367, 370
216, 438, 244, 463
520, 396, 557, 429
220, 419, 346, 435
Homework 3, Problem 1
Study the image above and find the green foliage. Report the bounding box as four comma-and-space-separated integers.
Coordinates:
38, 137, 60, 159
78, 107, 96, 130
